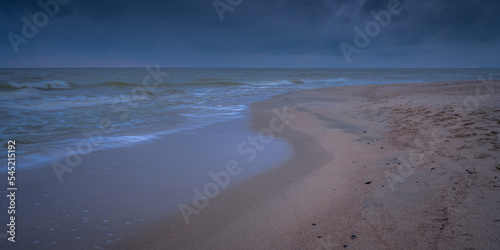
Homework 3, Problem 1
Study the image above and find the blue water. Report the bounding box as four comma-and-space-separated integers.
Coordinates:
1, 68, 499, 169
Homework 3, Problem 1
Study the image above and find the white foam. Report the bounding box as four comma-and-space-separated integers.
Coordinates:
105, 134, 159, 146
9, 80, 71, 90
6, 95, 139, 111
0, 88, 40, 100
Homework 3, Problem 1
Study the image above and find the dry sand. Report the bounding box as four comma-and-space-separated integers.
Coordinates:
115, 80, 500, 249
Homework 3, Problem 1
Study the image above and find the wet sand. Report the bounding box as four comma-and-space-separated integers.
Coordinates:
115, 80, 500, 249
0, 117, 291, 249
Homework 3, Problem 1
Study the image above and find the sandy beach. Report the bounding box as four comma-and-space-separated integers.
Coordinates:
2, 0, 498, 248
113, 80, 500, 249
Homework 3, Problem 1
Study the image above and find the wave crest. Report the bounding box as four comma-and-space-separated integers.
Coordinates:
9, 80, 72, 90
0, 88, 41, 100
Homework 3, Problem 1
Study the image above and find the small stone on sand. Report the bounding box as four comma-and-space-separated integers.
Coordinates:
351, 235, 357, 239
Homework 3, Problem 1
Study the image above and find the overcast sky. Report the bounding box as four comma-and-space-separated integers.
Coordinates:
1, 0, 499, 68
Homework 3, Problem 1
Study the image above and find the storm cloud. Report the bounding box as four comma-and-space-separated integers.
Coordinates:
1, 0, 499, 67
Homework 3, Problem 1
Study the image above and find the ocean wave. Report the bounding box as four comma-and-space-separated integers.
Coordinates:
5, 94, 148, 111
161, 89, 188, 95
246, 78, 347, 87
318, 78, 347, 83
187, 81, 249, 87
191, 78, 232, 82
96, 81, 141, 87
9, 80, 72, 90
0, 88, 41, 100
92, 78, 346, 88
250, 79, 304, 86
0, 83, 12, 89
105, 134, 160, 146
94, 80, 249, 88
289, 79, 305, 84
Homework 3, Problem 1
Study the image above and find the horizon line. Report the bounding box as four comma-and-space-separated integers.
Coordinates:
1, 67, 499, 69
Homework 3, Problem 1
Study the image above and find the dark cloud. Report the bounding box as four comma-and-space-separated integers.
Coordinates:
0, 0, 498, 67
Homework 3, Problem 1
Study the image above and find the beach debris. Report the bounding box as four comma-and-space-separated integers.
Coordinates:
363, 131, 367, 133
351, 235, 357, 239
312, 223, 316, 226
343, 245, 348, 248
430, 168, 435, 170
365, 181, 372, 185
318, 236, 322, 238
380, 147, 384, 149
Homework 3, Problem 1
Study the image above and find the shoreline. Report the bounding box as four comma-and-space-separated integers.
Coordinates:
114, 80, 500, 249
1, 116, 292, 249
3, 80, 500, 248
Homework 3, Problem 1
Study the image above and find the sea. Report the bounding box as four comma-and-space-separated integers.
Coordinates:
1, 68, 499, 171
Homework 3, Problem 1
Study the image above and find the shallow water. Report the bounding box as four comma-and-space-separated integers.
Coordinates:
1, 68, 498, 169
